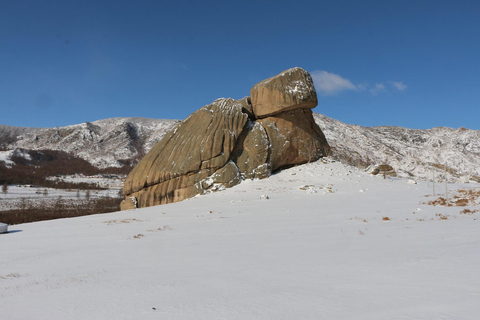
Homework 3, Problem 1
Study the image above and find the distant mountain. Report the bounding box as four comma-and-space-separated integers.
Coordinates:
1, 114, 479, 182
314, 113, 480, 182
0, 118, 179, 168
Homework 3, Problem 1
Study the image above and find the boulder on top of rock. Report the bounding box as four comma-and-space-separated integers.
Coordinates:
121, 67, 330, 209
250, 67, 317, 118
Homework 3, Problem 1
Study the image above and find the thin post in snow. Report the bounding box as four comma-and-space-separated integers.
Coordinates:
445, 165, 448, 205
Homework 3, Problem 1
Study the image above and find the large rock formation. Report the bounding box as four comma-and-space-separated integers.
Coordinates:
121, 67, 330, 209
122, 98, 247, 207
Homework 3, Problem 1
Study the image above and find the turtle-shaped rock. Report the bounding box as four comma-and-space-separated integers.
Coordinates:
121, 67, 330, 209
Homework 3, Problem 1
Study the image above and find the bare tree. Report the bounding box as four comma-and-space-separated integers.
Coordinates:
2, 182, 7, 197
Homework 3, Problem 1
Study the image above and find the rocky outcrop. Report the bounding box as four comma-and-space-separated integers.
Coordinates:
250, 67, 317, 118
121, 67, 330, 209
258, 108, 329, 172
231, 121, 270, 180
122, 98, 248, 208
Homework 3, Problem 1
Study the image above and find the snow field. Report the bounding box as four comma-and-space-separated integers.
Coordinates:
0, 185, 121, 211
1, 160, 479, 319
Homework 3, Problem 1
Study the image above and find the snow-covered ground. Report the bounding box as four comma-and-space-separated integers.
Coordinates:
0, 175, 123, 210
48, 174, 125, 190
1, 160, 479, 319
2, 185, 119, 201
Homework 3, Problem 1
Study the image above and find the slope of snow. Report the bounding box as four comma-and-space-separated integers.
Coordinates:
1, 160, 479, 319
0, 183, 121, 211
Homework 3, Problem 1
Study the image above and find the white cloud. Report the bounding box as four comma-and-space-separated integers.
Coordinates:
310, 69, 407, 96
311, 70, 358, 95
390, 81, 407, 91
357, 83, 368, 92
370, 83, 386, 95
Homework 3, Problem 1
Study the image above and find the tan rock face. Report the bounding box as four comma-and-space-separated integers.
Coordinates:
237, 96, 255, 119
120, 196, 137, 211
259, 108, 330, 172
377, 164, 396, 177
232, 121, 271, 179
206, 160, 241, 189
122, 67, 330, 209
122, 98, 248, 207
250, 67, 318, 118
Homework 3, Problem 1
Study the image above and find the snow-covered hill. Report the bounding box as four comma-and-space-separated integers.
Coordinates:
314, 114, 480, 182
0, 118, 179, 168
1, 114, 480, 182
1, 160, 479, 319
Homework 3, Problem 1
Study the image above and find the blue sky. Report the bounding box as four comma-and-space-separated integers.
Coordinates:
1, 0, 479, 130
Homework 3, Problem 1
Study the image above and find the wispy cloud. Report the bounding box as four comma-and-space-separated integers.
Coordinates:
311, 70, 358, 95
370, 83, 386, 95
390, 81, 407, 91
311, 69, 407, 96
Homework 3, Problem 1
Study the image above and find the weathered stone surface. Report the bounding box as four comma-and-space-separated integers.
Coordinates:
123, 98, 248, 207
201, 160, 241, 190
367, 166, 380, 175
128, 167, 216, 207
378, 164, 396, 177
258, 108, 330, 172
122, 68, 330, 209
237, 96, 255, 119
120, 196, 137, 210
367, 164, 396, 177
250, 67, 317, 118
232, 121, 271, 179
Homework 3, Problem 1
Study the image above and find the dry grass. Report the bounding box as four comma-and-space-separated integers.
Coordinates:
452, 198, 469, 206
147, 225, 172, 232
348, 217, 368, 222
426, 188, 480, 207
0, 273, 21, 280
427, 197, 448, 206
455, 188, 480, 202
103, 218, 142, 225
460, 208, 479, 215
435, 213, 449, 220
